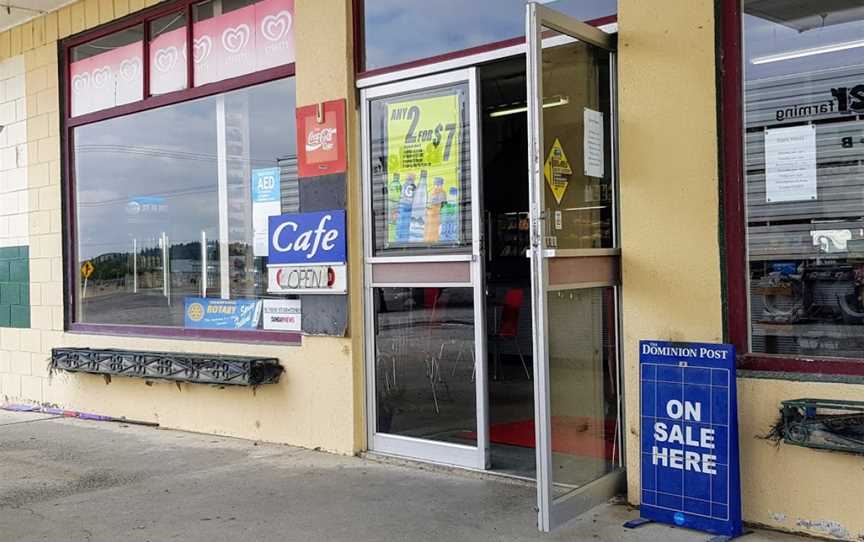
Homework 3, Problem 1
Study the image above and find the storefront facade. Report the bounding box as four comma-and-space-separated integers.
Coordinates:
0, 0, 861, 538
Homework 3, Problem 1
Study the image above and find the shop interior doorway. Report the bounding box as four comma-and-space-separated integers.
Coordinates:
371, 56, 618, 483
479, 57, 536, 479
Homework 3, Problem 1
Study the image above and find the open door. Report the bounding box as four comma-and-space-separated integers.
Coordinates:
525, 2, 624, 531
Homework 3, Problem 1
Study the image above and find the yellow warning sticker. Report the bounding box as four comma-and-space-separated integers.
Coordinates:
544, 138, 572, 204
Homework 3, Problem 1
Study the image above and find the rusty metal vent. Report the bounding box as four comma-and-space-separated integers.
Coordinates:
50, 348, 283, 386
780, 398, 864, 454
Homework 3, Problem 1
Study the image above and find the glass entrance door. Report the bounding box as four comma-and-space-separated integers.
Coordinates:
361, 69, 488, 469
525, 3, 623, 531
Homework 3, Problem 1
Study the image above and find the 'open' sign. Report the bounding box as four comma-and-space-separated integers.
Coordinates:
268, 210, 346, 265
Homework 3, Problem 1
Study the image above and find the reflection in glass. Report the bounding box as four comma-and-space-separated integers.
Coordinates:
74, 78, 297, 328
744, 4, 864, 359
368, 83, 473, 256
540, 40, 613, 249
547, 287, 619, 489
362, 0, 617, 71
374, 287, 477, 442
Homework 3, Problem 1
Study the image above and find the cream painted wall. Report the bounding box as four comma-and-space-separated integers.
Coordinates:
617, 3, 864, 541
0, 0, 365, 456
737, 377, 864, 540
617, 0, 723, 503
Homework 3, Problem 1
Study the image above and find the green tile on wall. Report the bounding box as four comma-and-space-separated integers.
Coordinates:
11, 305, 29, 328
0, 245, 31, 329
0, 247, 19, 260
0, 282, 19, 305
9, 259, 28, 283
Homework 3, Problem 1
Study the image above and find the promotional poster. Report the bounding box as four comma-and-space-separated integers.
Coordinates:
385, 92, 462, 247
184, 297, 263, 330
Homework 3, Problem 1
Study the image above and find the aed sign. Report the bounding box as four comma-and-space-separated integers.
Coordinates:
268, 210, 346, 265
639, 340, 742, 539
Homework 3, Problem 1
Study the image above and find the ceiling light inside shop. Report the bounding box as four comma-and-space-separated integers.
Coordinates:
751, 38, 864, 64
488, 96, 570, 118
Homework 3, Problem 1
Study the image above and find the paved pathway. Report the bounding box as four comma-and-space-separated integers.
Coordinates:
0, 409, 811, 542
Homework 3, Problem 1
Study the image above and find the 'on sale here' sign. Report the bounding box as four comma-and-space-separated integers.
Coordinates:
638, 341, 742, 539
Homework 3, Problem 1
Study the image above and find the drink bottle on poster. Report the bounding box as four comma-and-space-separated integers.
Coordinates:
410, 170, 428, 242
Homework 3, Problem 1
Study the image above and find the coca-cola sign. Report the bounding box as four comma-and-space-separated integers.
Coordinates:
306, 127, 337, 152
296, 99, 347, 178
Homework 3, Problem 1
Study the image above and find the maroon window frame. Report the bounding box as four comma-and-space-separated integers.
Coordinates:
351, 0, 617, 78
61, 0, 300, 344
719, 0, 864, 377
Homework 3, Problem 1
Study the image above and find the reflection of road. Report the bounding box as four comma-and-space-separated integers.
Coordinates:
81, 290, 197, 326
377, 307, 474, 331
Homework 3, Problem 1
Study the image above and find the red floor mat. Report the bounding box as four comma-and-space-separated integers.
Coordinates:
463, 417, 616, 459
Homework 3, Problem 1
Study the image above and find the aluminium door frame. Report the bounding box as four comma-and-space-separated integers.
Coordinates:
360, 68, 489, 469
526, 2, 625, 532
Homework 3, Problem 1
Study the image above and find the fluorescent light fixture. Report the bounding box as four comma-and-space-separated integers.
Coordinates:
751, 38, 864, 65
562, 205, 607, 212
488, 95, 570, 118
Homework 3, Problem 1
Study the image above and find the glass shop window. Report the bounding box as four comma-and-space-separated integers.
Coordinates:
149, 12, 189, 95
192, 0, 295, 86
73, 78, 298, 330
743, 2, 864, 358
361, 0, 617, 72
68, 0, 294, 118
70, 26, 144, 116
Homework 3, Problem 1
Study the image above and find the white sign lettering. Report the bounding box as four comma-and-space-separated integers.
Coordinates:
271, 214, 340, 260
651, 400, 718, 475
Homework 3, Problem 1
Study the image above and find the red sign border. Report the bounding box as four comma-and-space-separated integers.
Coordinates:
296, 99, 347, 178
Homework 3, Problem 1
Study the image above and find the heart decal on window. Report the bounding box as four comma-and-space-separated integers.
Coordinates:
221, 24, 250, 54
260, 11, 292, 42
193, 36, 212, 63
154, 46, 179, 73
72, 72, 90, 93
91, 66, 112, 88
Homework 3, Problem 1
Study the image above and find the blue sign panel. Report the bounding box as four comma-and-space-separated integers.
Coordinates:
639, 340, 742, 539
268, 210, 346, 265
251, 167, 281, 203
184, 297, 262, 330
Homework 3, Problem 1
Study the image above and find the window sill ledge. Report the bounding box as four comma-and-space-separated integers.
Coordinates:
738, 354, 864, 378
67, 323, 302, 346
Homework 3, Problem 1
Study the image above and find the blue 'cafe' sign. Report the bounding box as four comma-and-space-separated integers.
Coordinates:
268, 210, 346, 265
639, 340, 742, 539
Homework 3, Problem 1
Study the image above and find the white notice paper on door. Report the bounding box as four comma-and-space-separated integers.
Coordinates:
765, 125, 817, 203
583, 108, 604, 178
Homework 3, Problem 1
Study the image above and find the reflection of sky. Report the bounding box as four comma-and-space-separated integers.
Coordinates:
75, 78, 296, 260
363, 0, 616, 70
745, 14, 864, 80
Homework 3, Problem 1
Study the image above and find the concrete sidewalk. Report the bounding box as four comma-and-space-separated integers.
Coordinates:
0, 409, 809, 542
